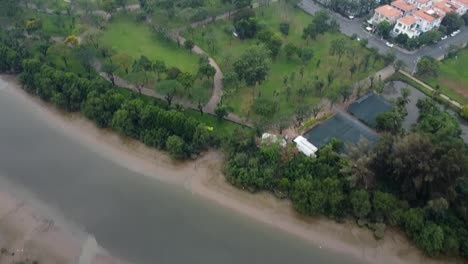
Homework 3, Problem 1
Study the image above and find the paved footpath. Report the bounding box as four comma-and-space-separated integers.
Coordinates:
399, 70, 462, 109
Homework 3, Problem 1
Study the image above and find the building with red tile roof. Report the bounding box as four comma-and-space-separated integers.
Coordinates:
391, 0, 418, 14
433, 0, 464, 15
393, 15, 420, 38
370, 5, 404, 25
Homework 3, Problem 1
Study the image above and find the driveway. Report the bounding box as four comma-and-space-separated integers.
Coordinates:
299, 0, 468, 71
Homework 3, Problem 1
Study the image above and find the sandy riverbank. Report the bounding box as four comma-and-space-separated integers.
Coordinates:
0, 75, 463, 264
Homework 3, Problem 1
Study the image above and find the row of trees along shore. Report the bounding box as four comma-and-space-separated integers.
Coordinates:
1, 19, 468, 261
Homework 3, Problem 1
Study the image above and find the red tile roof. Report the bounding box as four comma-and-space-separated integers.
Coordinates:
375, 5, 404, 18
413, 7, 444, 22
398, 15, 417, 25
434, 0, 462, 13
391, 0, 417, 11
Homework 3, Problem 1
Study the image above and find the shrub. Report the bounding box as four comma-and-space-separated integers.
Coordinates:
461, 105, 468, 119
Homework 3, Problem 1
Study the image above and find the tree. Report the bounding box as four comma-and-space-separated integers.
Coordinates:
48, 43, 71, 68
382, 50, 396, 64
64, 35, 79, 47
279, 22, 290, 36
111, 99, 144, 138
461, 105, 468, 119
373, 191, 399, 222
393, 59, 405, 72
75, 46, 95, 78
350, 190, 371, 219
284, 43, 298, 60
343, 138, 376, 189
463, 13, 468, 25
25, 18, 42, 33
441, 12, 464, 33
375, 110, 403, 134
113, 52, 133, 74
394, 33, 409, 46
153, 60, 166, 81
184, 39, 195, 50
156, 80, 181, 106
233, 45, 271, 86
83, 29, 102, 50
417, 223, 445, 256
198, 57, 216, 80
329, 38, 346, 62
214, 103, 229, 120
298, 48, 313, 65
419, 29, 443, 45
416, 57, 439, 77
377, 21, 392, 39
132, 55, 153, 85
262, 32, 283, 58
177, 72, 194, 91
102, 60, 119, 86
234, 16, 258, 39
166, 135, 186, 159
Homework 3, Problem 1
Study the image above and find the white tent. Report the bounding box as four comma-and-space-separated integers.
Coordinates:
293, 136, 318, 157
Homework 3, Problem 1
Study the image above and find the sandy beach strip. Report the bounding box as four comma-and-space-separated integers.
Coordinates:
0, 74, 463, 264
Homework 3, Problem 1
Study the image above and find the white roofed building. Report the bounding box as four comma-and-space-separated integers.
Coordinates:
293, 136, 318, 157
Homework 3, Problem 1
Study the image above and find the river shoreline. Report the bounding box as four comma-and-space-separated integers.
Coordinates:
0, 75, 462, 264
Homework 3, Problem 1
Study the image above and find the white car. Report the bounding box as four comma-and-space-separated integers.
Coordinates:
348, 15, 355, 20
385, 42, 394, 48
450, 30, 461, 37
441, 35, 448, 40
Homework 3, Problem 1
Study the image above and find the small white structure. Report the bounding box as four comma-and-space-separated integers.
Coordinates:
262, 133, 287, 147
293, 136, 318, 158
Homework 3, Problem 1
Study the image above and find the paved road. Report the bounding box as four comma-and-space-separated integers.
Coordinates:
299, 0, 468, 71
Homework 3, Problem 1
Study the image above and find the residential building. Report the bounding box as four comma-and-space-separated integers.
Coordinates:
369, 4, 404, 25
413, 7, 445, 33
414, 0, 433, 9
434, 0, 465, 15
453, 0, 468, 14
393, 15, 420, 37
391, 0, 418, 15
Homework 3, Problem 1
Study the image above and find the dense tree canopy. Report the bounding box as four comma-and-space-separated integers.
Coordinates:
233, 45, 271, 85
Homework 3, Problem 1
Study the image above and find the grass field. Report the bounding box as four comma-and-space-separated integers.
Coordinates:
424, 48, 468, 105
101, 15, 199, 73
100, 15, 215, 104
22, 9, 84, 36
186, 2, 385, 119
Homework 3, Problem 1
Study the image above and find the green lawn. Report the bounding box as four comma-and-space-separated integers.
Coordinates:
424, 48, 468, 105
100, 15, 216, 104
22, 9, 85, 36
186, 2, 385, 119
101, 15, 199, 73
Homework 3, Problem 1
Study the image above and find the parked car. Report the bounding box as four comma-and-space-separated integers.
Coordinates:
441, 35, 448, 40
450, 30, 461, 37
348, 15, 355, 20
385, 42, 394, 48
